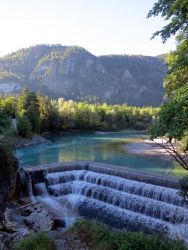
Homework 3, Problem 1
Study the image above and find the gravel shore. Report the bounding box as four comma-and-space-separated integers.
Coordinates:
122, 139, 174, 162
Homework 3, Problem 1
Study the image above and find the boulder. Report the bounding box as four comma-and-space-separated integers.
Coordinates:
19, 202, 54, 232
0, 202, 54, 249
0, 202, 89, 250
0, 228, 29, 250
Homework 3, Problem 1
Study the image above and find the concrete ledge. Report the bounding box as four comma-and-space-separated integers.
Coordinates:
24, 161, 179, 180
22, 161, 179, 190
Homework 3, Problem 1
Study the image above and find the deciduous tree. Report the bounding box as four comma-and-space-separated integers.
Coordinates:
148, 0, 188, 170
147, 0, 188, 43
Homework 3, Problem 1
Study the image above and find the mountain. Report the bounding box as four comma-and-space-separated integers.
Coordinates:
0, 44, 167, 107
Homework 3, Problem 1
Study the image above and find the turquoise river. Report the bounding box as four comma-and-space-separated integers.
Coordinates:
16, 131, 184, 176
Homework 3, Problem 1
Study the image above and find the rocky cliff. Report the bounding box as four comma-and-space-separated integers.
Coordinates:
0, 44, 167, 107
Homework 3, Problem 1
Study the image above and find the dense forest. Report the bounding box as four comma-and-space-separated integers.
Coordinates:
0, 86, 160, 137
0, 45, 167, 107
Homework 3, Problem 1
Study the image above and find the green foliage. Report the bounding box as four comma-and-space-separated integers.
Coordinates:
150, 85, 188, 141
163, 39, 188, 98
17, 88, 41, 136
147, 0, 188, 43
27, 92, 41, 133
13, 231, 55, 250
0, 113, 18, 175
38, 92, 59, 133
17, 86, 29, 115
0, 44, 167, 107
0, 132, 18, 175
149, 85, 188, 170
1, 97, 18, 118
111, 123, 118, 131
134, 122, 146, 130
1, 87, 161, 136
0, 114, 12, 132
178, 135, 188, 153
148, 1, 188, 171
173, 162, 187, 177
57, 100, 157, 132
17, 116, 32, 138
67, 219, 187, 250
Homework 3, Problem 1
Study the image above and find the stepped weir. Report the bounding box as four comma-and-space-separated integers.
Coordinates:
17, 161, 188, 245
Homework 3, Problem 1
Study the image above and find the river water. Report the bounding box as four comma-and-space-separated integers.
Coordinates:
15, 131, 182, 176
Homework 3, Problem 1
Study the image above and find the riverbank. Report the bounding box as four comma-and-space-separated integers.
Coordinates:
14, 134, 50, 148
94, 130, 174, 162
122, 139, 174, 162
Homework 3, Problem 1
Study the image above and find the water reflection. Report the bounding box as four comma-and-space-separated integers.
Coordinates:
16, 132, 186, 176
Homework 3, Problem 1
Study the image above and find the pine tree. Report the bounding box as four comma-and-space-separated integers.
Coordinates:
17, 86, 29, 116
27, 92, 41, 133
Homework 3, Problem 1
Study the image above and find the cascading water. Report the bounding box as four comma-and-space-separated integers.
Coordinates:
19, 162, 188, 245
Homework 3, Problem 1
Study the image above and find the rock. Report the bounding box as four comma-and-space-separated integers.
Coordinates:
18, 202, 54, 232
0, 175, 15, 221
1, 202, 54, 232
0, 227, 29, 250
0, 202, 54, 249
2, 207, 17, 230
0, 201, 88, 250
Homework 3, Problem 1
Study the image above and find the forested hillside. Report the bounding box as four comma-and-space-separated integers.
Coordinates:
0, 44, 167, 107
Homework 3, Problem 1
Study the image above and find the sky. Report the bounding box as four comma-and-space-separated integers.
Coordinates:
0, 0, 177, 57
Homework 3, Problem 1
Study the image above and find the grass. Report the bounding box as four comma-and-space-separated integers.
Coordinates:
13, 231, 55, 250
66, 219, 188, 250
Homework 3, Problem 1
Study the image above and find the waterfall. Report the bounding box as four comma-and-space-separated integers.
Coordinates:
18, 162, 188, 245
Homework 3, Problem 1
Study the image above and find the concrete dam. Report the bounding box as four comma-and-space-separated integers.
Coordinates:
17, 161, 188, 245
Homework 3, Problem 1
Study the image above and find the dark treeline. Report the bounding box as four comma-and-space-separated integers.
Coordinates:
0, 86, 160, 138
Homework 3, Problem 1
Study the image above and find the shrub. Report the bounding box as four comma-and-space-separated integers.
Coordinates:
111, 123, 118, 131
0, 114, 12, 129
13, 231, 55, 250
0, 136, 18, 175
134, 122, 146, 130
17, 116, 32, 138
67, 219, 187, 250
